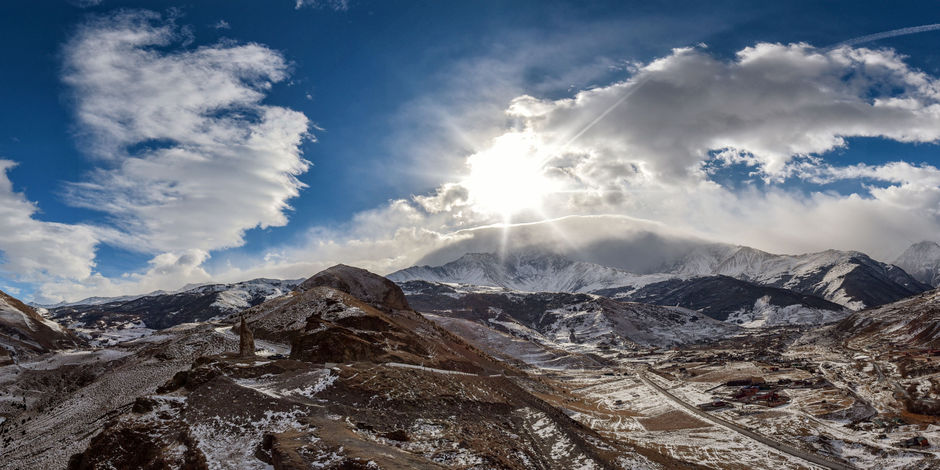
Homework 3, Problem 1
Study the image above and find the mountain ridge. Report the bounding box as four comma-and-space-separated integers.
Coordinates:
894, 240, 940, 287
389, 245, 929, 312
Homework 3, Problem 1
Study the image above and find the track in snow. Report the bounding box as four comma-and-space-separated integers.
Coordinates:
637, 370, 856, 470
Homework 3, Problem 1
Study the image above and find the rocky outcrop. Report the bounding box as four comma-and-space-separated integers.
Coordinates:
238, 316, 255, 357
0, 289, 79, 360
297, 264, 410, 311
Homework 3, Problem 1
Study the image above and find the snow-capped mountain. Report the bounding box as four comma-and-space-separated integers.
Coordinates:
893, 241, 940, 287
391, 246, 929, 311
0, 290, 79, 363
693, 247, 928, 310
51, 278, 302, 331
388, 250, 671, 293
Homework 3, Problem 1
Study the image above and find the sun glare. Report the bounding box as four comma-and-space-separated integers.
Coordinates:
462, 132, 557, 218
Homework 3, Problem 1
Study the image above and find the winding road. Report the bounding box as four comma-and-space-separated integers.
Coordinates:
637, 370, 856, 470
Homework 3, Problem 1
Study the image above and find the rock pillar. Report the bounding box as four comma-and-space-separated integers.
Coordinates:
239, 316, 255, 357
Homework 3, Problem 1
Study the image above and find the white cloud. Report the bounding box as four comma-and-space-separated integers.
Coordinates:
68, 0, 104, 8
507, 43, 940, 184
35, 248, 213, 303
0, 161, 99, 282
0, 10, 311, 303
213, 20, 231, 30
294, 0, 349, 11
61, 10, 311, 254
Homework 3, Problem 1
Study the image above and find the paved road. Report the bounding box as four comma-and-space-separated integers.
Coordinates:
637, 371, 856, 470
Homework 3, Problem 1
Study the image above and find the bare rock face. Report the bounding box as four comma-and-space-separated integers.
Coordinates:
297, 264, 410, 311
239, 316, 255, 357
0, 289, 80, 360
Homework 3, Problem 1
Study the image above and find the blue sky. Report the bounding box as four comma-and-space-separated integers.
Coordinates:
1, 1, 940, 302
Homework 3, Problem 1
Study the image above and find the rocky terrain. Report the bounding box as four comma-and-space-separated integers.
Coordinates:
400, 280, 738, 350
0, 322, 237, 468
0, 289, 79, 364
2, 255, 940, 469
6, 266, 699, 469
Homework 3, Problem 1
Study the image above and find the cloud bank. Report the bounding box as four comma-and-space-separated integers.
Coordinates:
0, 161, 99, 282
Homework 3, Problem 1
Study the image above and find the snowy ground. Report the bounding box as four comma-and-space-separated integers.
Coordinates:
553, 370, 819, 469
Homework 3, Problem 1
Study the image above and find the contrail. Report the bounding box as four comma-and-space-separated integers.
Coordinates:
560, 75, 652, 150
829, 23, 940, 49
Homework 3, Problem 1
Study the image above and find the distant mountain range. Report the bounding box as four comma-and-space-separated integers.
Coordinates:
50, 278, 301, 331
389, 243, 934, 327
34, 241, 937, 336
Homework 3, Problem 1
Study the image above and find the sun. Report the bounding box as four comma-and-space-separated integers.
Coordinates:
462, 132, 557, 218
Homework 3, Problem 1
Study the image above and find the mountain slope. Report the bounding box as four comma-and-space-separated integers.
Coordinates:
401, 280, 738, 349
700, 247, 929, 310
389, 251, 670, 293
391, 246, 929, 312
893, 241, 940, 287
598, 275, 847, 326
836, 287, 940, 349
51, 278, 301, 331
0, 290, 78, 363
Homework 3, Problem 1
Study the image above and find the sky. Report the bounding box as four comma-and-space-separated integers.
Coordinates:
2, 0, 940, 302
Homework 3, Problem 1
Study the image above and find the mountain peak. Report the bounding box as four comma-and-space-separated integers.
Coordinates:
299, 264, 410, 311
893, 241, 940, 287
912, 240, 940, 249
393, 243, 929, 310
389, 249, 652, 293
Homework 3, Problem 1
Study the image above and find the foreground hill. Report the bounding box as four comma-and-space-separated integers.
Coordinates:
237, 264, 507, 373
0, 322, 238, 468
0, 289, 78, 364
